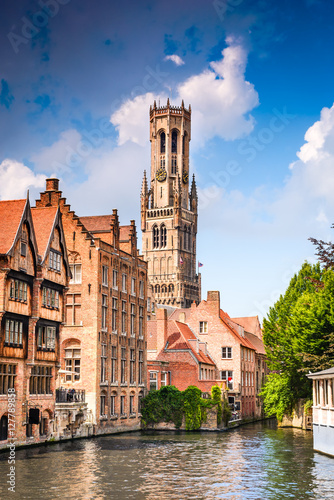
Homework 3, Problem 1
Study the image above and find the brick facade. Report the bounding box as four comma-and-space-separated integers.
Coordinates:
34, 179, 148, 436
0, 197, 70, 447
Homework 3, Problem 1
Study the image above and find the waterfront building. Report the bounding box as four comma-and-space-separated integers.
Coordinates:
164, 291, 268, 418
34, 179, 148, 436
140, 100, 201, 308
0, 196, 70, 446
147, 308, 216, 392
307, 367, 334, 457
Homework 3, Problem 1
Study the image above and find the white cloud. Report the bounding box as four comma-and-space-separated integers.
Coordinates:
164, 55, 185, 66
30, 129, 83, 175
0, 159, 45, 200
110, 38, 259, 148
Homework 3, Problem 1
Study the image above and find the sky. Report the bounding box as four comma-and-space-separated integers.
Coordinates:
1, 0, 334, 320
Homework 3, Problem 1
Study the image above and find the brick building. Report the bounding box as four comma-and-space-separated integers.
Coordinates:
0, 196, 70, 447
35, 179, 147, 436
141, 100, 201, 308
147, 308, 216, 393
165, 291, 269, 418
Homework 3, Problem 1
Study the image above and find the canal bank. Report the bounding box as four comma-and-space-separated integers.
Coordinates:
0, 421, 333, 499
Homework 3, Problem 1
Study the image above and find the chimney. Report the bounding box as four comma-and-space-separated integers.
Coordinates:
207, 291, 220, 315
156, 307, 168, 353
46, 178, 59, 191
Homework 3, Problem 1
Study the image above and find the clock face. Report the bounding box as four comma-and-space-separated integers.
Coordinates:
182, 171, 189, 184
156, 167, 167, 182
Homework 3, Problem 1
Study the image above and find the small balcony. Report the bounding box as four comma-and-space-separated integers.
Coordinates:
56, 388, 85, 403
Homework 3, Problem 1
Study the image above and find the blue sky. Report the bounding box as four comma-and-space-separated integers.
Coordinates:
1, 0, 334, 320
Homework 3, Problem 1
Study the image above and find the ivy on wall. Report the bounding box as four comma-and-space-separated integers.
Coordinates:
141, 384, 227, 430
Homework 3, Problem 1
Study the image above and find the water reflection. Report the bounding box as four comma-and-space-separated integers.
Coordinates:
0, 421, 333, 499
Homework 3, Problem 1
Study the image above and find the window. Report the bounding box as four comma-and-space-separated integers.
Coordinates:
0, 415, 8, 441
149, 372, 158, 391
29, 366, 52, 394
138, 350, 143, 385
102, 294, 107, 330
153, 225, 159, 249
241, 347, 244, 360
65, 293, 82, 325
139, 280, 144, 299
100, 394, 106, 417
112, 298, 118, 332
21, 241, 27, 257
49, 250, 61, 272
161, 372, 168, 387
221, 370, 233, 390
121, 301, 127, 334
9, 279, 27, 302
222, 347, 232, 359
101, 344, 107, 383
129, 394, 135, 415
121, 347, 126, 384
112, 269, 118, 289
171, 156, 177, 175
111, 346, 117, 383
160, 131, 166, 154
131, 277, 136, 295
5, 319, 23, 346
42, 287, 59, 308
110, 394, 116, 416
171, 130, 177, 153
69, 264, 81, 284
130, 304, 135, 336
199, 321, 208, 334
102, 265, 108, 286
37, 325, 56, 350
139, 306, 144, 338
160, 225, 167, 248
0, 364, 16, 394
64, 347, 80, 381
130, 349, 135, 384
40, 417, 47, 436
138, 391, 143, 414
122, 273, 127, 292
120, 395, 126, 416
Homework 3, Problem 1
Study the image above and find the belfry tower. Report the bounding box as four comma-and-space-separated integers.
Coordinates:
141, 99, 201, 308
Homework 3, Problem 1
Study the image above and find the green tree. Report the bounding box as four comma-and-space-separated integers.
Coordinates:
261, 262, 334, 420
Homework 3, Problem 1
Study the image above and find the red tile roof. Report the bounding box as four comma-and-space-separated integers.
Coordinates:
219, 310, 255, 350
167, 321, 215, 365
0, 199, 27, 254
244, 331, 266, 355
80, 215, 112, 232
232, 316, 262, 338
31, 207, 58, 260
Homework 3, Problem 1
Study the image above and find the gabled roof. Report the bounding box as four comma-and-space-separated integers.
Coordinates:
79, 215, 112, 233
0, 199, 27, 254
232, 316, 262, 338
219, 310, 255, 350
31, 206, 58, 260
244, 331, 266, 355
165, 320, 215, 366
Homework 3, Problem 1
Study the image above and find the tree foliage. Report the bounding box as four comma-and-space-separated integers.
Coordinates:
261, 262, 334, 420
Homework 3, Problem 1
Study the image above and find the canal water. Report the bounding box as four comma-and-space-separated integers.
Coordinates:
0, 421, 333, 499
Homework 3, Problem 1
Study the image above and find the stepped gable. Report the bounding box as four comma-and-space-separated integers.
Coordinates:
0, 199, 27, 254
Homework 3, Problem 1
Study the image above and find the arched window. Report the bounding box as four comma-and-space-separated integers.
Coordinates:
172, 130, 177, 154
155, 284, 160, 294
160, 132, 166, 154
0, 415, 8, 441
168, 284, 174, 295
161, 285, 167, 296
160, 225, 167, 248
153, 225, 159, 249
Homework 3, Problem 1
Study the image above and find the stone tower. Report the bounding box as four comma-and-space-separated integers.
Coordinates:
141, 99, 201, 308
